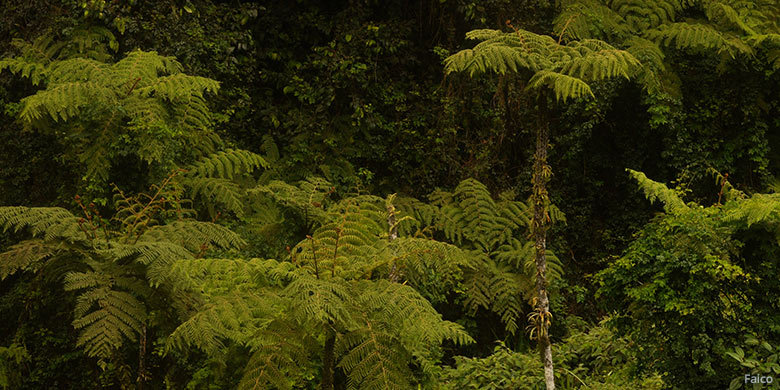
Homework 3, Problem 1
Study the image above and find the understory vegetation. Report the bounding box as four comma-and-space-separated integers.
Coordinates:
3, 1, 780, 389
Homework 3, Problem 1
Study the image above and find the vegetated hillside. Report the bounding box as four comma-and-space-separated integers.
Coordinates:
1, 1, 779, 389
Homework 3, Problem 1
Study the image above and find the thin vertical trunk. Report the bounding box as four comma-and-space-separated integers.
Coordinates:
387, 199, 399, 282
533, 94, 555, 390
136, 324, 147, 390
321, 329, 336, 390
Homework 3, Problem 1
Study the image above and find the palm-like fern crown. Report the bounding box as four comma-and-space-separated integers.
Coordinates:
0, 32, 221, 183
444, 26, 641, 101
166, 179, 477, 389
0, 173, 245, 364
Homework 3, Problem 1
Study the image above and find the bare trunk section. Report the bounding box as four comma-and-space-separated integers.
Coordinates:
387, 198, 399, 282
533, 94, 555, 390
136, 324, 148, 390
321, 329, 336, 390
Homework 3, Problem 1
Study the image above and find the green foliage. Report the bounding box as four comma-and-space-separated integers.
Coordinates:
598, 171, 780, 387
6, 0, 780, 388
397, 179, 564, 334
555, 0, 780, 101
437, 320, 665, 389
626, 169, 689, 214
1, 34, 222, 198
723, 193, 780, 227
177, 148, 268, 219
0, 343, 29, 389
252, 177, 335, 229
168, 186, 476, 389
0, 174, 243, 370
445, 28, 640, 102
727, 335, 780, 389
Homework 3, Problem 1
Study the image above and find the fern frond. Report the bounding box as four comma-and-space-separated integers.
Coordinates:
0, 207, 88, 243
186, 177, 245, 216
104, 241, 193, 287
386, 237, 473, 290
0, 239, 61, 279
239, 321, 313, 390
624, 36, 667, 93
460, 257, 529, 334
444, 30, 555, 76
392, 196, 438, 236
337, 322, 409, 390
172, 94, 215, 132
6, 45, 224, 184
186, 149, 267, 180
705, 1, 757, 35
168, 291, 270, 355
19, 82, 116, 123
724, 194, 780, 227
555, 0, 630, 40
113, 50, 182, 83
610, 0, 683, 30
140, 220, 245, 252
47, 58, 110, 83
285, 275, 353, 327
136, 73, 219, 101
645, 22, 753, 57
340, 281, 473, 389
0, 35, 65, 85
166, 258, 290, 357
65, 271, 147, 359
175, 148, 267, 217
627, 169, 689, 214
557, 40, 640, 81
253, 177, 333, 227
495, 238, 563, 285
441, 178, 520, 248
528, 70, 595, 101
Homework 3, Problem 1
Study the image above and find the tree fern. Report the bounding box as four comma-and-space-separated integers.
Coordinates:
0, 175, 246, 373
553, 0, 780, 101
239, 321, 314, 390
445, 21, 638, 387
0, 207, 87, 242
445, 27, 640, 102
2, 33, 223, 190
166, 186, 476, 389
401, 179, 564, 335
556, 0, 780, 72
0, 25, 118, 85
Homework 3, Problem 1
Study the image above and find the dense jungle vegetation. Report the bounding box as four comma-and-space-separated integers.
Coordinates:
3, 0, 780, 389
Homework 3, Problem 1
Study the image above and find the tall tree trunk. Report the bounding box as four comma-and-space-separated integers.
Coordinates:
532, 94, 555, 390
321, 328, 336, 390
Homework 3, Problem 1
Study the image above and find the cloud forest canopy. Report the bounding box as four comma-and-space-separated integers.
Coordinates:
2, 1, 780, 389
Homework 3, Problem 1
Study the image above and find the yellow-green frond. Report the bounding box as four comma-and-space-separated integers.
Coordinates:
528, 70, 595, 102
627, 169, 689, 214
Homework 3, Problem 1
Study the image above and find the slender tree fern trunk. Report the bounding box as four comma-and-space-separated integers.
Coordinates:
387, 199, 399, 282
533, 94, 555, 390
321, 328, 336, 390
137, 324, 147, 390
